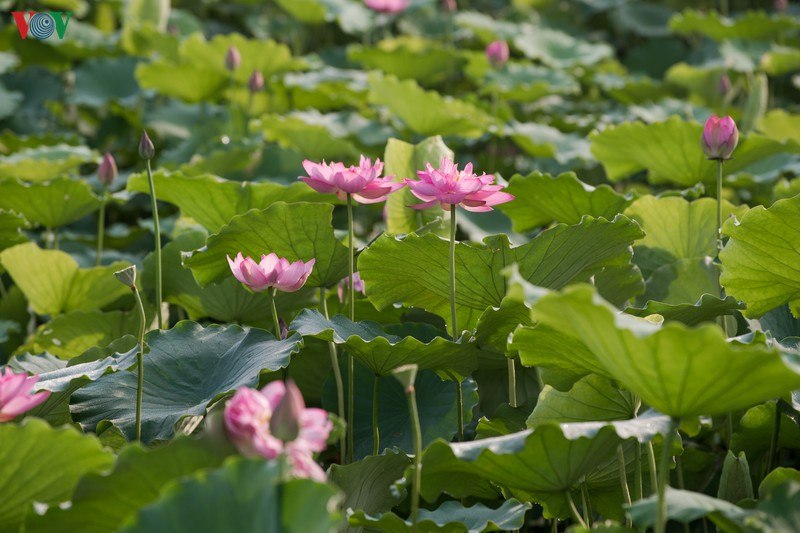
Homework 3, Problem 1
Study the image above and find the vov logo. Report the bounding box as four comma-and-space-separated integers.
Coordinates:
11, 11, 72, 40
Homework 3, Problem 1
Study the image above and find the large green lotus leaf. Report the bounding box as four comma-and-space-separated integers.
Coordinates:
285, 67, 369, 112
756, 109, 800, 145
25, 436, 232, 533
760, 45, 800, 76
328, 451, 411, 526
0, 209, 28, 251
0, 243, 131, 316
514, 26, 613, 68
324, 360, 477, 459
589, 116, 798, 186
348, 37, 465, 86
0, 144, 96, 181
143, 230, 303, 328
481, 62, 580, 101
120, 458, 342, 533
254, 114, 357, 162
349, 499, 531, 533
0, 419, 114, 532
527, 374, 635, 426
0, 177, 99, 228
719, 195, 799, 318
454, 12, 525, 42
73, 56, 140, 108
183, 202, 350, 289
291, 309, 478, 380
382, 135, 451, 235
519, 284, 799, 418
420, 424, 621, 504
593, 264, 646, 308
507, 122, 591, 163
500, 171, 636, 231
624, 294, 744, 326
70, 322, 302, 442
274, 0, 328, 23
275, 0, 373, 33
730, 400, 800, 459
126, 170, 330, 232
473, 287, 532, 354
19, 309, 142, 360
367, 73, 493, 138
669, 9, 799, 41
136, 33, 305, 102
361, 216, 642, 333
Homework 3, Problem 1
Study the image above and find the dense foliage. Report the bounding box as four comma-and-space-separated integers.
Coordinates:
0, 0, 799, 532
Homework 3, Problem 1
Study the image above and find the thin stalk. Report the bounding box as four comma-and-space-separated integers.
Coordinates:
245, 92, 254, 138
508, 358, 518, 408
676, 456, 690, 533
269, 288, 281, 340
581, 483, 593, 527
766, 402, 782, 473
449, 205, 464, 442
320, 287, 346, 464
45, 227, 53, 249
372, 375, 380, 455
617, 444, 632, 506
406, 383, 423, 533
132, 285, 147, 443
647, 441, 658, 494
565, 491, 588, 529
655, 418, 680, 533
455, 380, 464, 442
146, 160, 163, 329
96, 186, 107, 266
715, 160, 724, 259
635, 440, 644, 499
551, 519, 558, 533
347, 193, 355, 463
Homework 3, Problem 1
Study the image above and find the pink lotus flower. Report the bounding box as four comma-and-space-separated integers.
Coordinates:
701, 115, 739, 161
224, 381, 332, 481
227, 252, 315, 293
337, 272, 366, 304
0, 369, 50, 423
486, 40, 509, 70
364, 0, 409, 14
299, 156, 405, 204
405, 157, 515, 212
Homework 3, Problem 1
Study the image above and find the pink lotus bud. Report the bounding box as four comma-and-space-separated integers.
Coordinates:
248, 70, 264, 93
486, 40, 509, 70
227, 252, 315, 293
138, 130, 155, 160
337, 272, 366, 304
442, 0, 457, 11
701, 115, 739, 161
718, 74, 731, 96
225, 45, 241, 71
98, 152, 117, 186
269, 380, 305, 443
405, 157, 514, 212
0, 368, 50, 422
278, 317, 288, 340
364, 0, 409, 14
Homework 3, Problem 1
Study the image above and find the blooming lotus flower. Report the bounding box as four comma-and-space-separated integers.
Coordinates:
364, 0, 409, 14
227, 252, 315, 293
486, 40, 509, 70
224, 381, 332, 481
299, 156, 405, 204
0, 369, 50, 423
405, 157, 515, 212
701, 115, 739, 161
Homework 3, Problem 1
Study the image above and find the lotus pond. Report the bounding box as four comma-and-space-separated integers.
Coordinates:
0, 0, 800, 532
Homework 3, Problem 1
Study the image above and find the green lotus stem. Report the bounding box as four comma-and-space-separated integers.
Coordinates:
715, 160, 724, 259
372, 375, 380, 456
96, 186, 107, 266
676, 456, 690, 533
655, 418, 680, 533
508, 358, 517, 408
347, 193, 355, 463
269, 288, 281, 340
635, 440, 643, 499
565, 491, 588, 529
647, 440, 658, 494
405, 381, 423, 533
245, 92, 254, 138
146, 159, 163, 329
581, 483, 593, 527
455, 380, 464, 442
449, 205, 464, 442
551, 519, 558, 533
132, 284, 146, 443
617, 444, 632, 506
320, 288, 346, 464
767, 401, 782, 473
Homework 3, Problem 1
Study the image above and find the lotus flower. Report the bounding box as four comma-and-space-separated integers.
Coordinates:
225, 45, 241, 71
701, 115, 739, 161
364, 0, 409, 14
248, 70, 264, 93
299, 156, 405, 204
224, 381, 332, 481
337, 272, 365, 304
405, 157, 514, 212
98, 152, 117, 186
227, 252, 315, 293
0, 369, 50, 423
486, 40, 509, 70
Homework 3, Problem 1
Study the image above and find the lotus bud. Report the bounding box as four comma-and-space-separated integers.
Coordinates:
718, 74, 731, 97
486, 40, 509, 70
248, 70, 264, 93
98, 152, 117, 186
114, 265, 137, 289
138, 130, 155, 160
225, 45, 241, 71
701, 115, 739, 161
269, 381, 305, 443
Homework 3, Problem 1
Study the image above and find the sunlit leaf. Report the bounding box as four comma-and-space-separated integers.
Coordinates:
0, 177, 99, 228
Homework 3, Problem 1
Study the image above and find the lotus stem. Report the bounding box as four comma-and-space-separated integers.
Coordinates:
635, 440, 643, 499
617, 444, 632, 506
565, 491, 588, 529
146, 159, 163, 329
320, 287, 346, 464
767, 401, 782, 474
581, 483, 593, 527
449, 205, 464, 442
405, 381, 422, 533
655, 417, 680, 533
269, 288, 281, 340
508, 358, 517, 408
347, 193, 355, 462
132, 284, 146, 443
96, 186, 107, 266
372, 374, 380, 456
715, 160, 724, 259
647, 441, 658, 494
